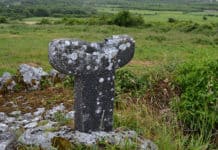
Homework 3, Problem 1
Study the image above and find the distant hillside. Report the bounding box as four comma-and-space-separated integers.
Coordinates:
0, 0, 217, 19
1, 0, 218, 7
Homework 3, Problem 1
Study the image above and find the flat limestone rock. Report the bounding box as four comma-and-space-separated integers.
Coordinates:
45, 103, 65, 120
0, 123, 8, 132
0, 112, 7, 121
19, 126, 158, 150
0, 105, 157, 150
18, 121, 58, 149
0, 131, 16, 150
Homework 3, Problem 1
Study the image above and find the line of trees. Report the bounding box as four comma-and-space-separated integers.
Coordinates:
0, 0, 218, 19
0, 3, 97, 19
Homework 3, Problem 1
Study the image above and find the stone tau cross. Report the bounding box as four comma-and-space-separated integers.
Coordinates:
49, 35, 135, 132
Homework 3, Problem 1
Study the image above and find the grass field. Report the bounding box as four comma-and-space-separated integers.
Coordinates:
0, 23, 217, 74
98, 8, 218, 23
0, 9, 218, 149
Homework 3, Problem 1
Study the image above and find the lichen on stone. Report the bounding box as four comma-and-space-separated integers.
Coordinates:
19, 64, 48, 90
48, 35, 135, 76
0, 72, 16, 92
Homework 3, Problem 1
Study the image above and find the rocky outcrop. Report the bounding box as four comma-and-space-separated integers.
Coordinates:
0, 103, 158, 150
0, 72, 16, 92
0, 64, 66, 93
18, 64, 48, 90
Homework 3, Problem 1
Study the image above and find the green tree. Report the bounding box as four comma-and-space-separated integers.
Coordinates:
0, 16, 7, 23
113, 11, 144, 27
34, 8, 50, 17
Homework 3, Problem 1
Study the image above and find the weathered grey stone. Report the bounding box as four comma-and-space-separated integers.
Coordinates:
0, 131, 16, 150
10, 111, 21, 116
10, 125, 20, 130
48, 35, 135, 132
19, 124, 158, 150
24, 122, 38, 129
17, 119, 30, 125
49, 69, 66, 83
31, 116, 42, 122
0, 123, 8, 132
45, 103, 65, 119
140, 139, 158, 150
19, 121, 58, 148
33, 108, 45, 116
0, 112, 7, 121
69, 130, 158, 149
66, 111, 75, 119
19, 128, 56, 148
4, 117, 16, 124
2, 105, 157, 149
23, 113, 33, 120
0, 72, 16, 91
19, 64, 48, 90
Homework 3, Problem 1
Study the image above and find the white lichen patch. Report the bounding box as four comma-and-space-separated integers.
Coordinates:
82, 114, 90, 122
119, 43, 129, 51
106, 63, 113, 71
68, 53, 78, 61
72, 41, 79, 46
99, 92, 102, 96
0, 123, 8, 132
126, 42, 131, 48
95, 54, 103, 64
10, 111, 21, 116
90, 43, 99, 49
68, 60, 73, 64
99, 78, 104, 83
94, 66, 98, 70
82, 45, 87, 50
24, 122, 38, 129
106, 36, 124, 45
107, 77, 111, 81
86, 65, 91, 70
92, 52, 100, 56
66, 111, 75, 119
65, 41, 70, 46
95, 107, 102, 114
52, 52, 56, 56
104, 47, 118, 59
33, 108, 45, 116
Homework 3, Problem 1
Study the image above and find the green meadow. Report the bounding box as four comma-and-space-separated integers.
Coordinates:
99, 8, 218, 23
0, 11, 217, 74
